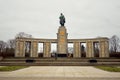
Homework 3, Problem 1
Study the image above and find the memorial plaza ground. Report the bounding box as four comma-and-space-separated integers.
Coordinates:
0, 66, 120, 80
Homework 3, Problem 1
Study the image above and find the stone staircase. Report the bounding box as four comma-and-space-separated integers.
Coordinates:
0, 57, 120, 66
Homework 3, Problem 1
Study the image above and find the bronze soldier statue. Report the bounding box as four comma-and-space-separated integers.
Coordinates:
59, 13, 65, 26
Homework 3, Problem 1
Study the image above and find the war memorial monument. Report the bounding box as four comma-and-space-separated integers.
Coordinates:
15, 13, 109, 58
1, 13, 119, 66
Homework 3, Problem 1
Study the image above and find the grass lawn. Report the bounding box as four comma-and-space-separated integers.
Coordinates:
95, 66, 120, 72
0, 66, 28, 71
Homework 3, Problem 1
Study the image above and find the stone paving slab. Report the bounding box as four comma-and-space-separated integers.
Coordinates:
0, 77, 120, 80
0, 66, 120, 80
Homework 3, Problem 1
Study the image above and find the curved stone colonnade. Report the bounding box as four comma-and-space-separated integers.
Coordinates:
15, 37, 109, 58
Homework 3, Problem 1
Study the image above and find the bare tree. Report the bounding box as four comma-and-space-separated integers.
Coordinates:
109, 35, 120, 53
7, 39, 15, 49
15, 32, 32, 38
0, 40, 6, 53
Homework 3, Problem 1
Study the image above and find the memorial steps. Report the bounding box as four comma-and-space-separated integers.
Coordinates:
0, 57, 120, 66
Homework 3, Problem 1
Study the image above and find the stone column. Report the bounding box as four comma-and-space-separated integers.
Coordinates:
73, 42, 80, 57
15, 40, 25, 57
79, 42, 82, 58
99, 40, 109, 57
86, 41, 94, 58
105, 41, 109, 57
43, 42, 51, 57
15, 40, 19, 57
31, 41, 38, 57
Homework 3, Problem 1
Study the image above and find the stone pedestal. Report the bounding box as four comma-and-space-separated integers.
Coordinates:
57, 26, 68, 54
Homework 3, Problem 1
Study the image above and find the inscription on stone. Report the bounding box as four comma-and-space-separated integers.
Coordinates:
60, 31, 64, 35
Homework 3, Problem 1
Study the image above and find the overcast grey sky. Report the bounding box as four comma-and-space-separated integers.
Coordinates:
0, 0, 120, 41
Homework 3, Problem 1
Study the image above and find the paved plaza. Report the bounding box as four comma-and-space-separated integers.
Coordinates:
0, 66, 120, 80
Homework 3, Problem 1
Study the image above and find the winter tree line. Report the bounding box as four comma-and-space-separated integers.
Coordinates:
0, 32, 120, 57
0, 32, 32, 57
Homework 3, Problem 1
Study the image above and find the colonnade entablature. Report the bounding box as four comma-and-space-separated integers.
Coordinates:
15, 37, 108, 43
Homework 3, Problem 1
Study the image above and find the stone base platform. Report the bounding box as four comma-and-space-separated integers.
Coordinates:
0, 57, 120, 66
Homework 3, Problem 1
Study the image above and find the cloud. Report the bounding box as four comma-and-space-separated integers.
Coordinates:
0, 0, 120, 41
